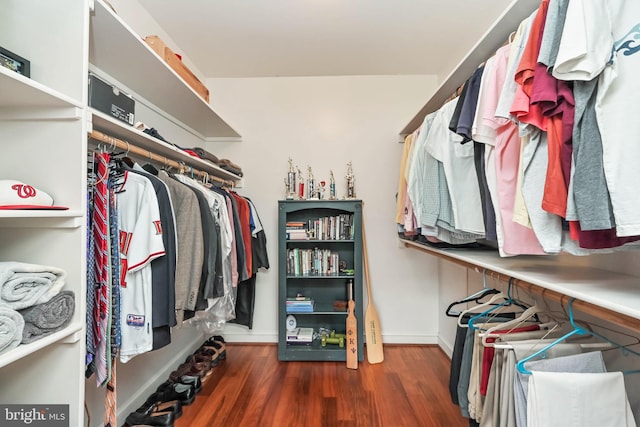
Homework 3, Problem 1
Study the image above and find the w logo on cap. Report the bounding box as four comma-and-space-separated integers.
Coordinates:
11, 184, 37, 199
0, 180, 67, 210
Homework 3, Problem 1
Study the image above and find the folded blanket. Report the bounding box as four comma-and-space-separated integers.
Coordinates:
0, 262, 66, 310
19, 290, 75, 344
219, 159, 243, 177
193, 147, 220, 165
0, 306, 24, 354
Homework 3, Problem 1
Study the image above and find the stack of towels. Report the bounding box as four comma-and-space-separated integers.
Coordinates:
0, 261, 75, 355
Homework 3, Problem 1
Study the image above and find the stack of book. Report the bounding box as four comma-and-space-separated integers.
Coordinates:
285, 221, 308, 240
286, 297, 315, 313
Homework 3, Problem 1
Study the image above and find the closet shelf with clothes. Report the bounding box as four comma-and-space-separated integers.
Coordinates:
90, 110, 242, 185
88, 129, 236, 187
397, 0, 640, 255
403, 240, 640, 331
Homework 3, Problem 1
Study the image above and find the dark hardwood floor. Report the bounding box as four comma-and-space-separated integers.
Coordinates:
175, 344, 469, 427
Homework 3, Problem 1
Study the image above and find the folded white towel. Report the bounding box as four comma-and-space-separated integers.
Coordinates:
0, 306, 24, 354
0, 261, 66, 310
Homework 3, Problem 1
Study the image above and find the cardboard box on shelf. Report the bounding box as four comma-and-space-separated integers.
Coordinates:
144, 35, 210, 103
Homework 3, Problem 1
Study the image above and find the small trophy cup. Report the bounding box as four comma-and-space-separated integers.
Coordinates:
307, 165, 318, 200
285, 158, 296, 200
329, 170, 337, 200
345, 161, 356, 199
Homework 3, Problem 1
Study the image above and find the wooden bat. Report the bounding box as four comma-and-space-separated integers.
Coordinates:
362, 218, 384, 364
346, 279, 358, 369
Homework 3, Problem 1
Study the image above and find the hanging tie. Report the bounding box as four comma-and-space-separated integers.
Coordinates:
93, 152, 110, 385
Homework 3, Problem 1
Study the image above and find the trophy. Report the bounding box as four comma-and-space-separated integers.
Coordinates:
329, 170, 336, 200
345, 161, 356, 199
284, 158, 297, 200
297, 166, 305, 200
307, 165, 318, 200
319, 180, 326, 200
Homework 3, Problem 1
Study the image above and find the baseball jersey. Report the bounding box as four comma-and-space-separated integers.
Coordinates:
116, 171, 165, 363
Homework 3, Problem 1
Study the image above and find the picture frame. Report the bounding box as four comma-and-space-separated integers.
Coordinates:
0, 46, 30, 78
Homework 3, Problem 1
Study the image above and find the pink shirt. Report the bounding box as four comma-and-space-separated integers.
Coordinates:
480, 45, 545, 255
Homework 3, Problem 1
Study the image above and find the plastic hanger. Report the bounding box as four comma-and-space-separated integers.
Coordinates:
446, 269, 501, 317
457, 291, 508, 327
516, 299, 640, 375
467, 278, 534, 330
480, 304, 548, 346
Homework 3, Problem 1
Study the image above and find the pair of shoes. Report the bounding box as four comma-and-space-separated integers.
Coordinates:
203, 335, 227, 361
135, 399, 182, 420
124, 409, 174, 426
146, 383, 195, 406
184, 353, 213, 382
157, 374, 202, 394
170, 358, 209, 381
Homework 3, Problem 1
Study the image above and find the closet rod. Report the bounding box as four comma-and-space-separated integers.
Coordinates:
88, 129, 234, 187
403, 241, 640, 332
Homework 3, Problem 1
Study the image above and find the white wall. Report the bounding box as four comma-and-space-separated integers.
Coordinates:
204, 75, 441, 344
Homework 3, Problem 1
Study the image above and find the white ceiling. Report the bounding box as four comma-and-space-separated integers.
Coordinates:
137, 0, 513, 78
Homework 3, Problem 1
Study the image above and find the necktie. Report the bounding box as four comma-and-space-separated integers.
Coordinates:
93, 152, 110, 386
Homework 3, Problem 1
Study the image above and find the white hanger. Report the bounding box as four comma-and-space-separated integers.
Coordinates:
480, 304, 546, 346
457, 291, 508, 327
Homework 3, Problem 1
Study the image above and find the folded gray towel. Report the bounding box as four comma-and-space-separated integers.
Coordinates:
19, 290, 75, 344
0, 306, 24, 354
0, 261, 66, 310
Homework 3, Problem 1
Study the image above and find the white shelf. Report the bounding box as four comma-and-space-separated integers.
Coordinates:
89, 109, 242, 182
0, 66, 82, 110
0, 210, 84, 228
89, 0, 240, 140
0, 321, 83, 369
402, 240, 640, 321
399, 0, 540, 136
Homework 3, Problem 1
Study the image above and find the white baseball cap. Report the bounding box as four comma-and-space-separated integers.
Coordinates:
0, 180, 68, 210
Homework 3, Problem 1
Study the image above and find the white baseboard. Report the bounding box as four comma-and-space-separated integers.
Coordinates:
438, 336, 454, 358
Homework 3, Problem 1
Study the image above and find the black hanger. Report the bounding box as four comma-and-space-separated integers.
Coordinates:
445, 287, 502, 317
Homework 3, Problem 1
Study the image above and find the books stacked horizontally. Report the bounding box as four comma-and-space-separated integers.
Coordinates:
285, 221, 308, 240
286, 296, 315, 313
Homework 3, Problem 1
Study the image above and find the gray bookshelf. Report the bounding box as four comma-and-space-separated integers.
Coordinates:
278, 200, 364, 361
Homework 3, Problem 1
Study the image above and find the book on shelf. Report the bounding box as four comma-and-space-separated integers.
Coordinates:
286, 230, 308, 240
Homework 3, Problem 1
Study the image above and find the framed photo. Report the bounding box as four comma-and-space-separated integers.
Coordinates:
0, 46, 30, 78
